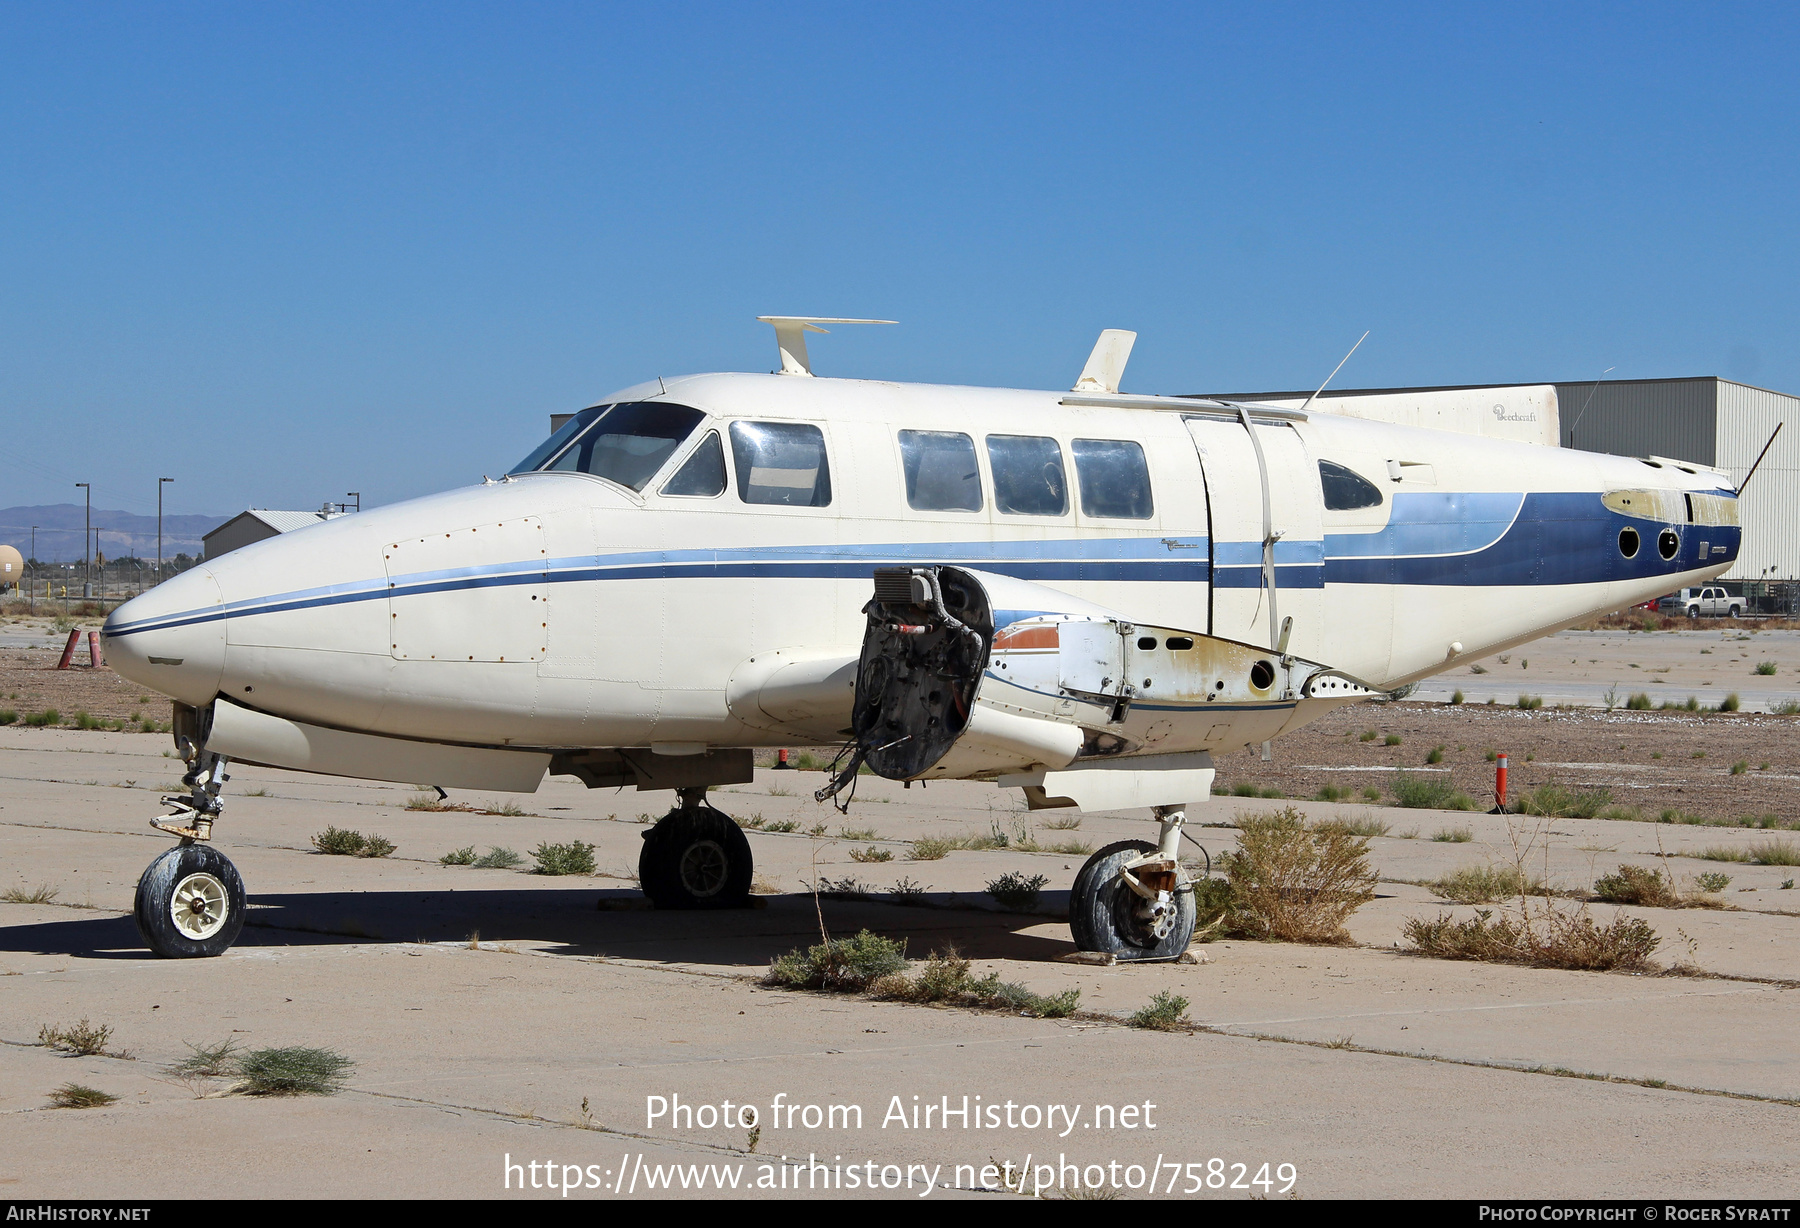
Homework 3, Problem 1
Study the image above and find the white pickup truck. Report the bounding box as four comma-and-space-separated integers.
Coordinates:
1659, 586, 1745, 619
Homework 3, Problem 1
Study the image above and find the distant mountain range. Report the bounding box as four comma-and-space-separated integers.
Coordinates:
0, 504, 229, 562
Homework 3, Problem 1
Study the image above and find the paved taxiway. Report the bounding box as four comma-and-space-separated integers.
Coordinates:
2, 729, 1797, 1198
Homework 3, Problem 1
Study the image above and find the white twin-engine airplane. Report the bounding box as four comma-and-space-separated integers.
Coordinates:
104, 322, 1742, 961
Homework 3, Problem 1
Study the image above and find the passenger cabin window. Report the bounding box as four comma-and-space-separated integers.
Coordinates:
1319, 460, 1384, 511
511, 401, 705, 492
729, 421, 832, 507
987, 434, 1068, 516
899, 430, 982, 512
1072, 438, 1153, 519
660, 431, 726, 498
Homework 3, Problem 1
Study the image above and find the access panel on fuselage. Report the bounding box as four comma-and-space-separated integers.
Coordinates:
1184, 418, 1324, 657
385, 517, 548, 663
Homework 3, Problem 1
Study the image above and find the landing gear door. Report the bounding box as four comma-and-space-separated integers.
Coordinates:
1057, 619, 1126, 698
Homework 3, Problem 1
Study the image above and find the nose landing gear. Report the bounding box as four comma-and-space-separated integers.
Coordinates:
638, 787, 754, 910
137, 712, 246, 958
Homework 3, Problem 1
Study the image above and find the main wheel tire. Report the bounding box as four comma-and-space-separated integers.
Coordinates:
638, 807, 753, 910
1069, 840, 1197, 960
134, 843, 246, 958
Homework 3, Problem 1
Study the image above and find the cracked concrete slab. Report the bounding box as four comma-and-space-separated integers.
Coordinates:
2, 730, 1798, 1198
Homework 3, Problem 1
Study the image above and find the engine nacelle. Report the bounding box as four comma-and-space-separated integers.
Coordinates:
850, 566, 1374, 787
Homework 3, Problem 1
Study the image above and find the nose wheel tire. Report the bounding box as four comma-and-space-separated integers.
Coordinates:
135, 843, 246, 958
1069, 840, 1197, 961
638, 807, 753, 910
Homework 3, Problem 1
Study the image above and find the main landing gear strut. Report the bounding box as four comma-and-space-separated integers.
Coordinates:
136, 740, 246, 959
1069, 804, 1198, 960
638, 787, 754, 910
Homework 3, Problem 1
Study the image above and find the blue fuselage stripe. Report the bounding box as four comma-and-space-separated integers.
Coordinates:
102, 492, 1740, 639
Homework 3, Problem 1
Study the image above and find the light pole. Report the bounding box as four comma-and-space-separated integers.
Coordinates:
158, 477, 174, 581
28, 526, 35, 613
347, 492, 360, 512
75, 483, 89, 599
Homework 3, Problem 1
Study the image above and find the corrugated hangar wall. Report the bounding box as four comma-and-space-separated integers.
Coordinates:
1556, 377, 1717, 463
1714, 381, 1800, 584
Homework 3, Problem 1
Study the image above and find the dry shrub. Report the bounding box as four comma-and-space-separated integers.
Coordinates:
869, 948, 1081, 1018
311, 827, 395, 858
168, 1038, 242, 1078
1593, 864, 1732, 911
530, 841, 596, 876
1407, 813, 1662, 971
764, 929, 908, 992
48, 1083, 117, 1109
1593, 864, 1681, 908
1404, 906, 1659, 971
2, 884, 59, 904
1516, 783, 1612, 819
909, 836, 953, 861
985, 871, 1048, 910
39, 1020, 115, 1056
1129, 991, 1190, 1031
1751, 839, 1800, 866
236, 1046, 354, 1095
1431, 864, 1545, 903
1222, 808, 1376, 944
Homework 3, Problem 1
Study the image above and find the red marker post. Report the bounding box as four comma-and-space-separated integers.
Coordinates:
1492, 753, 1509, 814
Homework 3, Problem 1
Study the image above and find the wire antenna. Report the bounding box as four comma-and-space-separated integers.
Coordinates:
1299, 331, 1370, 414
1567, 367, 1615, 446
1738, 423, 1783, 495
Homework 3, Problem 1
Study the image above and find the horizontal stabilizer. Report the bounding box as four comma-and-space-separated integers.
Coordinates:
756, 316, 897, 376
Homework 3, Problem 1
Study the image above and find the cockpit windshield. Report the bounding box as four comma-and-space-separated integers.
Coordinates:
508, 402, 706, 491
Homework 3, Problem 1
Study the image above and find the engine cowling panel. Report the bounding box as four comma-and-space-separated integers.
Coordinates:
851, 566, 1373, 784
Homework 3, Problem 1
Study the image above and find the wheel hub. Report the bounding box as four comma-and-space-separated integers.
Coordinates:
169, 872, 229, 941
1135, 891, 1178, 940
678, 839, 729, 898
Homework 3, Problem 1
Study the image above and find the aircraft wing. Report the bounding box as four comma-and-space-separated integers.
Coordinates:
831, 565, 1375, 811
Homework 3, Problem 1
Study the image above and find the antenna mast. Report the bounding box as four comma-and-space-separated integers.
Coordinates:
1299, 331, 1370, 414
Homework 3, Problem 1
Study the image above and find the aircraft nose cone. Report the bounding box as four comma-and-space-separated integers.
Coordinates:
103, 567, 227, 707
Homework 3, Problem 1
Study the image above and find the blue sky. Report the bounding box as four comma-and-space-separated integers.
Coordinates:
4, 2, 1797, 518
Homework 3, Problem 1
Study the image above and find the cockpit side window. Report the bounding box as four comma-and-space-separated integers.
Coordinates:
987, 434, 1068, 516
1319, 460, 1384, 511
660, 431, 727, 498
729, 421, 832, 507
514, 402, 706, 491
510, 404, 610, 475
